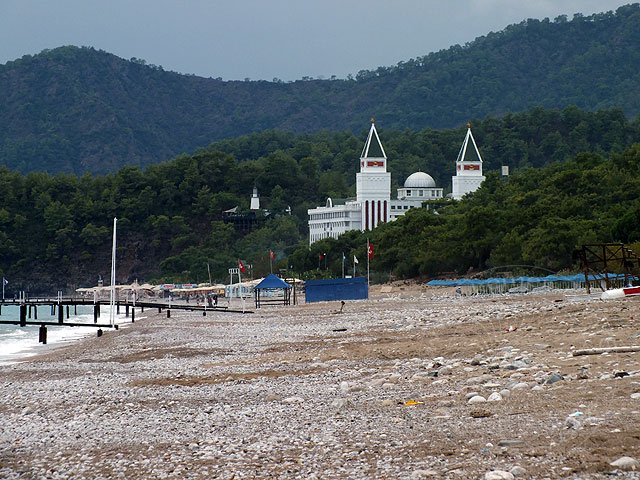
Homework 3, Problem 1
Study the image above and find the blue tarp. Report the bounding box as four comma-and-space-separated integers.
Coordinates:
305, 277, 368, 303
426, 273, 637, 287
254, 274, 291, 290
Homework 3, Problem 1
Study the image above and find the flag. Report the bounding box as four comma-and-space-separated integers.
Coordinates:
353, 256, 359, 265
238, 259, 246, 273
368, 242, 374, 260
2, 278, 7, 285
269, 250, 276, 261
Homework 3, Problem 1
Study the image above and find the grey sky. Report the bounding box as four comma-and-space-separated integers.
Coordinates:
0, 0, 633, 81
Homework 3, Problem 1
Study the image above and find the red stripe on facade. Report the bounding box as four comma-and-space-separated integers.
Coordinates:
365, 201, 369, 230
371, 201, 375, 229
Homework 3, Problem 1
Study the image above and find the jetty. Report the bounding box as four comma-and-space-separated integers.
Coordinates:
0, 297, 252, 345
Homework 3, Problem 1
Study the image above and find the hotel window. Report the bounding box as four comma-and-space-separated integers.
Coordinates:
419, 190, 423, 196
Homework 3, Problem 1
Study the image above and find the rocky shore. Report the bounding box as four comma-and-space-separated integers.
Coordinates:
1, 286, 639, 479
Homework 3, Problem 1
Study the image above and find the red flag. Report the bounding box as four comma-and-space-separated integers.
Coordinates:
367, 242, 374, 260
269, 250, 276, 261
238, 259, 246, 273
318, 253, 325, 260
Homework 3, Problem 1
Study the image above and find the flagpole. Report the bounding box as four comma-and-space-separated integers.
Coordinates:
367, 239, 370, 289
238, 262, 244, 313
342, 252, 345, 278
110, 217, 117, 328
238, 260, 246, 313
2, 277, 5, 301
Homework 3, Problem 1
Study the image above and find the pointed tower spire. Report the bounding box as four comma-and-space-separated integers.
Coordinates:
361, 120, 387, 161
456, 123, 484, 164
452, 122, 486, 200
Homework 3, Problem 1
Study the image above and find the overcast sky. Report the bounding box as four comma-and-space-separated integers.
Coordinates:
0, 0, 633, 81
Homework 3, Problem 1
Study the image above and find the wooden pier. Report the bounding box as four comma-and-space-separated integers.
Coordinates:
0, 297, 252, 345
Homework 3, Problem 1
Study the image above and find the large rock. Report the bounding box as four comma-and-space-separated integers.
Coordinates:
485, 470, 515, 480
610, 456, 638, 470
468, 395, 487, 404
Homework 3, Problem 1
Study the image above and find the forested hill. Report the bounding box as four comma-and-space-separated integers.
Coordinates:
1, 4, 640, 174
0, 105, 639, 293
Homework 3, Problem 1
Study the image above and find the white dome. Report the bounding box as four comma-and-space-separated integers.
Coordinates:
404, 172, 436, 188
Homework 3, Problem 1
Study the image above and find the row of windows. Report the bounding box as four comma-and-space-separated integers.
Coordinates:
402, 189, 442, 197
390, 205, 413, 211
310, 211, 354, 220
310, 232, 339, 242
310, 221, 350, 230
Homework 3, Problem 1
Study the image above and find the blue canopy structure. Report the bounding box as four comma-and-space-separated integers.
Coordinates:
254, 274, 292, 307
426, 273, 637, 295
255, 274, 291, 290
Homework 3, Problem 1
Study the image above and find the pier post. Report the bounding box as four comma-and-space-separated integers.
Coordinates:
39, 325, 47, 344
66, 305, 70, 319
20, 304, 27, 327
167, 309, 171, 318
117, 302, 120, 314
158, 307, 162, 313
131, 307, 135, 323
57, 303, 63, 324
28, 305, 32, 319
34, 306, 37, 320
125, 304, 129, 318
97, 328, 103, 338
93, 304, 99, 323
74, 305, 77, 315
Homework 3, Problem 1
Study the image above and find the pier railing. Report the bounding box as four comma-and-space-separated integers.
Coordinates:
0, 297, 252, 345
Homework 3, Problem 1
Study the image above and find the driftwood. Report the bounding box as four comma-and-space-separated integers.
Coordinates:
573, 345, 640, 356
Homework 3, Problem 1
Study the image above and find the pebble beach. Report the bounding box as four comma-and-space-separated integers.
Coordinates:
1, 285, 639, 479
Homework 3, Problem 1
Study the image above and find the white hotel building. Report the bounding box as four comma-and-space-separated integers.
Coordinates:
308, 121, 484, 244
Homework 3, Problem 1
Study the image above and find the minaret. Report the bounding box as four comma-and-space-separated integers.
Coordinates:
452, 123, 486, 200
250, 186, 260, 210
356, 119, 391, 230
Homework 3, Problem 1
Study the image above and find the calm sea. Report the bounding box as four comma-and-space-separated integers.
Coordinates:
0, 304, 124, 365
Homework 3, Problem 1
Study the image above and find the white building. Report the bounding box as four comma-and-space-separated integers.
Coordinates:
390, 172, 444, 220
451, 124, 485, 200
308, 121, 444, 244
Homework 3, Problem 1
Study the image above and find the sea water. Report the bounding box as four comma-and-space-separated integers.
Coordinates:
0, 305, 126, 365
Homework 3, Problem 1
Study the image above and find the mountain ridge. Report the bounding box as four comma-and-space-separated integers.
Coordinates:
1, 4, 639, 174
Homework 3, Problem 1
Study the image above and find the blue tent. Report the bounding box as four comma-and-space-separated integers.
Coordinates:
254, 274, 292, 307
255, 274, 291, 290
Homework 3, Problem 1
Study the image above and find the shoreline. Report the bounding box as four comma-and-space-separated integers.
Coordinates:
2, 287, 639, 479
0, 309, 136, 366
